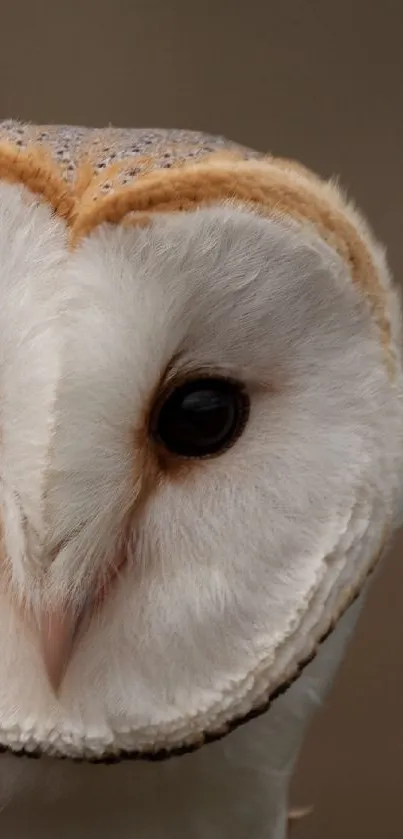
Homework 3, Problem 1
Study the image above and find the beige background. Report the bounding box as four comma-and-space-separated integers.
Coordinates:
1, 1, 402, 836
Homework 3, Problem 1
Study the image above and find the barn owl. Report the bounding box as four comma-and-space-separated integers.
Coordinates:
0, 120, 401, 839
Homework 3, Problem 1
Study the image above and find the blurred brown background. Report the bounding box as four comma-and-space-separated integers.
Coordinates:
1, 1, 402, 836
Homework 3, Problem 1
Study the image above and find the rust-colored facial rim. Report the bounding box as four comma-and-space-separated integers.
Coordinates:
0, 142, 395, 379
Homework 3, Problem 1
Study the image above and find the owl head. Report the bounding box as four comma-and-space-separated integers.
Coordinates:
0, 121, 401, 761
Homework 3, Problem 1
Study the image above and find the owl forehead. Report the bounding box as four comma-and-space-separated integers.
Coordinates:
0, 120, 247, 182
0, 119, 398, 400
0, 120, 256, 237
0, 119, 394, 381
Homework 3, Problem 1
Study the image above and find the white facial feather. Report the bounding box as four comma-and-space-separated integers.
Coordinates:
0, 177, 401, 839
0, 181, 401, 766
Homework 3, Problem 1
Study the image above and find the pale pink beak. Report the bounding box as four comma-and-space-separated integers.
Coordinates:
38, 554, 125, 693
40, 603, 88, 693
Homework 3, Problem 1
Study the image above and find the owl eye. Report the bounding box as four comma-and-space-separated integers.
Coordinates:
152, 377, 249, 458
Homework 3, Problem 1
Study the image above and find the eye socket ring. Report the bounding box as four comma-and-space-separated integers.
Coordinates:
150, 375, 250, 459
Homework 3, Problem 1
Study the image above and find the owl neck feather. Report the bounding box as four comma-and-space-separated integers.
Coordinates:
0, 598, 362, 838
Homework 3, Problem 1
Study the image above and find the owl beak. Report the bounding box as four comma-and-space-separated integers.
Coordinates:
40, 602, 89, 693
39, 553, 125, 692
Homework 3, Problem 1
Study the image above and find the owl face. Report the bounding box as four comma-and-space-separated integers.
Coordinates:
0, 151, 401, 761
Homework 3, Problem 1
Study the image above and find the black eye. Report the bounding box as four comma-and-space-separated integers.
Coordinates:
152, 377, 249, 458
